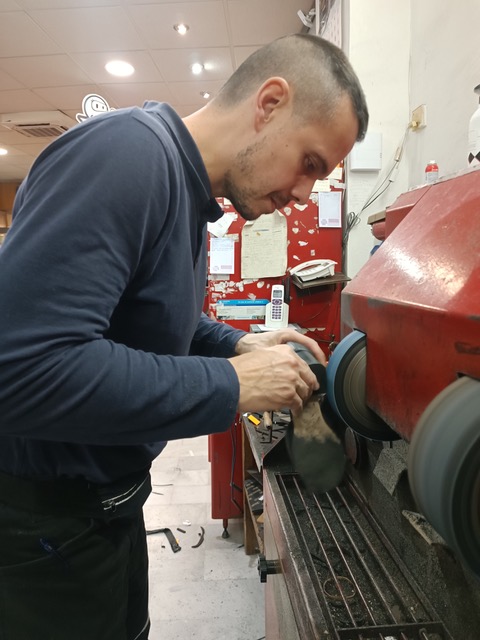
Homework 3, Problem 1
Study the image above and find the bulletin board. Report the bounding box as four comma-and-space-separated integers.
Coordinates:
206, 169, 347, 357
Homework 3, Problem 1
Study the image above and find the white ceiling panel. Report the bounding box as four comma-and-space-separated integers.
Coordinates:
71, 51, 164, 84
126, 0, 221, 4
0, 145, 30, 157
0, 55, 92, 88
128, 2, 230, 49
233, 45, 262, 69
173, 103, 206, 117
168, 79, 224, 105
0, 1, 23, 10
0, 0, 313, 180
0, 68, 24, 91
29, 7, 146, 52
0, 11, 61, 57
97, 82, 174, 108
150, 47, 233, 82
11, 157, 39, 168
16, 0, 120, 7
32, 84, 107, 110
0, 89, 56, 113
5, 141, 51, 157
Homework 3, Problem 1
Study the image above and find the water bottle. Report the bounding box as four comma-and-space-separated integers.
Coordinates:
424, 161, 439, 184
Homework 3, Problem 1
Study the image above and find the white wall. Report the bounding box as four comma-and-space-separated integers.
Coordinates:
407, 0, 480, 184
344, 0, 411, 277
344, 0, 480, 277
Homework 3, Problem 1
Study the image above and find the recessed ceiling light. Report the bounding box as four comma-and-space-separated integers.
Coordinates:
174, 23, 189, 35
105, 60, 135, 77
191, 63, 204, 75
0, 148, 8, 156
200, 91, 211, 100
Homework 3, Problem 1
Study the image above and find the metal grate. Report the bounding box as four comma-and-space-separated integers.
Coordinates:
276, 473, 451, 640
8, 123, 69, 138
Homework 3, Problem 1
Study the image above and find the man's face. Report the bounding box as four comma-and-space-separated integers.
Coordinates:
223, 96, 358, 221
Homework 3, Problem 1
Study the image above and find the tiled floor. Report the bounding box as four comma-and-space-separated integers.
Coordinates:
144, 435, 265, 640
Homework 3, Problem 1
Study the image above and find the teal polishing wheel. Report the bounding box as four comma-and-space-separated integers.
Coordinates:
326, 330, 398, 441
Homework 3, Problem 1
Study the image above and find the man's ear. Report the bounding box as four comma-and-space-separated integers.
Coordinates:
254, 77, 291, 131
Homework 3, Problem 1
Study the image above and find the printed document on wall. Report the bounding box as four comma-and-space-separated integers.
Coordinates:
241, 210, 287, 278
318, 191, 342, 228
210, 237, 235, 274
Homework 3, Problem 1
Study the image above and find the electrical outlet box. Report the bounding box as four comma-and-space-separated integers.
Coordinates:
349, 131, 382, 171
411, 104, 427, 129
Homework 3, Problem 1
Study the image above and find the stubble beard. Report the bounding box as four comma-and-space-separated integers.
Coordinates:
223, 173, 257, 221
222, 140, 268, 221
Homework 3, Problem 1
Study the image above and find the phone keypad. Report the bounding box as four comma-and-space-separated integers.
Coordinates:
271, 298, 283, 320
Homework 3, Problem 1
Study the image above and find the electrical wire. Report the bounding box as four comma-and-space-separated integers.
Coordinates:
362, 126, 409, 208
343, 161, 397, 247
343, 125, 410, 249
361, 180, 392, 210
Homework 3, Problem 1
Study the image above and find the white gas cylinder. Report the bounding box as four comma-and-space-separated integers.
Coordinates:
468, 84, 480, 166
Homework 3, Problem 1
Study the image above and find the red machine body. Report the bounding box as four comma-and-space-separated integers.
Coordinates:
208, 421, 244, 536
342, 167, 480, 441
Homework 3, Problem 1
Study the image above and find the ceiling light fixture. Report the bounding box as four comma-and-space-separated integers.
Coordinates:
191, 63, 204, 75
173, 23, 189, 35
105, 60, 135, 77
200, 91, 211, 100
0, 148, 7, 156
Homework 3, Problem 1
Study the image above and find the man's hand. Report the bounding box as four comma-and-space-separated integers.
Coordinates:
234, 329, 326, 365
228, 344, 320, 415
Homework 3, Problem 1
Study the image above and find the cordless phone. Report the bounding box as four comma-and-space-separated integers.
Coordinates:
265, 284, 289, 329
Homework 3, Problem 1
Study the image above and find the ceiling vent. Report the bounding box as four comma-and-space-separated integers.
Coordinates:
0, 111, 76, 138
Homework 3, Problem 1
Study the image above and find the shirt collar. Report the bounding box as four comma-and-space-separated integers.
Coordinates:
143, 102, 223, 223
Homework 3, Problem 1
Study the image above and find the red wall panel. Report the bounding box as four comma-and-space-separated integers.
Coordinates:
206, 190, 345, 354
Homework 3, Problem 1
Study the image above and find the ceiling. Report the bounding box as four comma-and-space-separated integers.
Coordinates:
0, 0, 314, 181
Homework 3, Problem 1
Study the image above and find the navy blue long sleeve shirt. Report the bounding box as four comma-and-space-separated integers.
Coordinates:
0, 102, 245, 482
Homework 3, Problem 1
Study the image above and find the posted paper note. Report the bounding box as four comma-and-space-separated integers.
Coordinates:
318, 191, 342, 228
210, 237, 235, 274
241, 211, 287, 278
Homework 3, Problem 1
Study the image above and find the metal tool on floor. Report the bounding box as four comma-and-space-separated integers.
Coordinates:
146, 527, 181, 553
191, 526, 205, 549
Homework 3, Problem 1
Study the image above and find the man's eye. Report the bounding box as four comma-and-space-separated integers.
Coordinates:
305, 158, 315, 173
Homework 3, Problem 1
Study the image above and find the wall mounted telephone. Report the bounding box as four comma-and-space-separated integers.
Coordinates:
289, 259, 337, 282
265, 284, 289, 329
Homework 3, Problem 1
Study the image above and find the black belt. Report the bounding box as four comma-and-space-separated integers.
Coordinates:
0, 469, 152, 519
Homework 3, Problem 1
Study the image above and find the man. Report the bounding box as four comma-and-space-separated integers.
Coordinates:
0, 34, 367, 640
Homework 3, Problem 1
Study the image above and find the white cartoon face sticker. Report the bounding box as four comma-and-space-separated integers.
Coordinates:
76, 94, 115, 122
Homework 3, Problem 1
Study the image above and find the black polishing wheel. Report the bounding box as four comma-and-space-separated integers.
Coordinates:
326, 331, 398, 441
408, 376, 480, 579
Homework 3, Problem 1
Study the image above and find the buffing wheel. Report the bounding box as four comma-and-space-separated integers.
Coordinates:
326, 330, 398, 441
408, 376, 480, 579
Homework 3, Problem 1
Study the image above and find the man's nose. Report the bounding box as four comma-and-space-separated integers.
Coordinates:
291, 175, 317, 205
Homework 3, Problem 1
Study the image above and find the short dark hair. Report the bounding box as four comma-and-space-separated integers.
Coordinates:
214, 34, 368, 141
